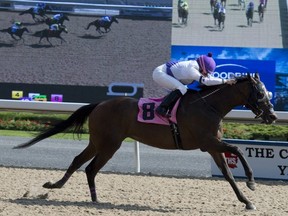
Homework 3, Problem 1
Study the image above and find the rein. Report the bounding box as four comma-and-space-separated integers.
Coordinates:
189, 85, 228, 119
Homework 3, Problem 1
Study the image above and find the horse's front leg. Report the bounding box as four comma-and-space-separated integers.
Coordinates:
46, 37, 53, 46
214, 140, 255, 189
11, 34, 17, 40
209, 151, 256, 210
59, 36, 66, 44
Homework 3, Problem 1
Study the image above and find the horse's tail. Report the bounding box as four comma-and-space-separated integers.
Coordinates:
0, 28, 8, 33
19, 8, 31, 15
13, 103, 98, 149
85, 22, 92, 30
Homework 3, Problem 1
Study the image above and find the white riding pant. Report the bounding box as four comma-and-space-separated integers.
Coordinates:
152, 64, 187, 95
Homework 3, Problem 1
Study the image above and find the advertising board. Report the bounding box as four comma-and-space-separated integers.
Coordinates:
212, 139, 288, 180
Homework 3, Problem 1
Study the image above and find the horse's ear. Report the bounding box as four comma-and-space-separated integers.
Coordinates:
254, 72, 260, 80
247, 73, 251, 78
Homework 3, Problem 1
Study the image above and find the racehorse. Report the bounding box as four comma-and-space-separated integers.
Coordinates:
218, 11, 225, 30
85, 16, 118, 34
238, 0, 246, 10
45, 14, 70, 26
0, 27, 29, 41
246, 7, 254, 27
210, 0, 217, 13
33, 25, 68, 46
19, 4, 52, 22
258, 3, 265, 22
178, 0, 189, 25
221, 0, 226, 8
213, 4, 220, 25
14, 73, 277, 210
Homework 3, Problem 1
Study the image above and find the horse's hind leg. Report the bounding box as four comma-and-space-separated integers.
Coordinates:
43, 141, 97, 189
85, 138, 122, 202
209, 151, 256, 210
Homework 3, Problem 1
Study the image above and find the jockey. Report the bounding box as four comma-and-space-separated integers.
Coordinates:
49, 23, 60, 31
178, 0, 189, 10
52, 13, 64, 21
152, 53, 237, 117
218, 3, 226, 13
101, 16, 111, 23
34, 2, 46, 14
215, 1, 221, 10
247, 1, 254, 11
11, 21, 22, 33
36, 2, 46, 9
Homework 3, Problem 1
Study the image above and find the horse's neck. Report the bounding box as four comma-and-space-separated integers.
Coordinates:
184, 82, 250, 118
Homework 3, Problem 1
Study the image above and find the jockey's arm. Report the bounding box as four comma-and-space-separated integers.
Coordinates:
200, 74, 236, 86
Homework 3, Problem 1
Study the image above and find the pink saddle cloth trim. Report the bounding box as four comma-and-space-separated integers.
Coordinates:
137, 97, 180, 125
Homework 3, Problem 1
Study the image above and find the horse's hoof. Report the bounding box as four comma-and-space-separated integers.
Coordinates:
43, 181, 53, 188
246, 203, 256, 210
246, 181, 256, 191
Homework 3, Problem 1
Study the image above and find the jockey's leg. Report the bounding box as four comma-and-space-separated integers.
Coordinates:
156, 89, 182, 117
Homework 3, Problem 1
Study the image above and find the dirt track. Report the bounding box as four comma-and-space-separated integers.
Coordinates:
0, 10, 171, 97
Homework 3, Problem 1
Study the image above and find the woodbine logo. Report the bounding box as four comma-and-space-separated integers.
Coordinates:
213, 64, 255, 79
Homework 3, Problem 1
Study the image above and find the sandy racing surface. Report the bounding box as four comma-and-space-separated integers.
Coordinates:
0, 167, 288, 216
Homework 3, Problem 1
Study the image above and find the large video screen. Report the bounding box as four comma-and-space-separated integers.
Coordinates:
0, 0, 172, 103
171, 0, 288, 111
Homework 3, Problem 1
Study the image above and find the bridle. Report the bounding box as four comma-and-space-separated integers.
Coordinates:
236, 75, 274, 122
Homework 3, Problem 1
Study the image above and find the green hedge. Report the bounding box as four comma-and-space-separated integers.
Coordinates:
0, 112, 287, 141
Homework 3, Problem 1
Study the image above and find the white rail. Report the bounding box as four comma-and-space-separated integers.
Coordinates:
0, 99, 287, 124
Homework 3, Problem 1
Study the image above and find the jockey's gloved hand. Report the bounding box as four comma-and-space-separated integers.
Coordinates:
225, 79, 237, 85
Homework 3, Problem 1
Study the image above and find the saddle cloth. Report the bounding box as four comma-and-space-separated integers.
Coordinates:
137, 97, 180, 126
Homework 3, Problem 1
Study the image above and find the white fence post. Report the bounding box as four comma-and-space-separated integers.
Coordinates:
134, 141, 141, 173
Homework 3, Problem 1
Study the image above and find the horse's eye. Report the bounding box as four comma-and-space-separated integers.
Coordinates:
257, 92, 264, 99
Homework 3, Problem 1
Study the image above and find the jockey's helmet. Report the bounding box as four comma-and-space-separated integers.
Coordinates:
196, 53, 216, 75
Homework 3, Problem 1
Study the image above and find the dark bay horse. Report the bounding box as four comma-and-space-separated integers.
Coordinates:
210, 0, 217, 13
218, 12, 225, 30
221, 0, 227, 8
213, 5, 219, 25
33, 25, 68, 46
258, 3, 265, 22
19, 5, 52, 22
178, 1, 189, 25
85, 16, 118, 34
14, 73, 277, 210
45, 14, 70, 26
0, 27, 29, 41
246, 7, 254, 27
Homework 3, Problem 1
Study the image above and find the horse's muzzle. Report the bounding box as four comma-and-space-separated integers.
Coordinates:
261, 111, 278, 124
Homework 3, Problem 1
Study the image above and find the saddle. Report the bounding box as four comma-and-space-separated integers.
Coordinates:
137, 97, 183, 149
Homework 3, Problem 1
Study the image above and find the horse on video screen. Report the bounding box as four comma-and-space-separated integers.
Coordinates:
246, 7, 254, 26
33, 25, 68, 46
14, 73, 277, 210
218, 11, 225, 30
178, 0, 189, 25
238, 0, 246, 10
19, 4, 52, 22
213, 4, 220, 25
45, 14, 69, 26
0, 27, 29, 41
210, 0, 217, 13
221, 0, 226, 8
258, 3, 265, 22
85, 16, 118, 34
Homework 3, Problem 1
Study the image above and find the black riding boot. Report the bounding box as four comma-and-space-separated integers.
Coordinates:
156, 89, 182, 117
